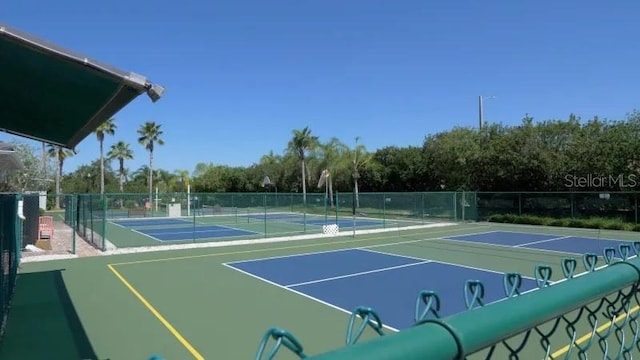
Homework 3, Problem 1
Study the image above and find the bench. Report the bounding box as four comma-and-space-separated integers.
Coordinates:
128, 208, 148, 218
38, 215, 54, 239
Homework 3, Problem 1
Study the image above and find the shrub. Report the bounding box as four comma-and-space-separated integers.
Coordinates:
487, 213, 640, 232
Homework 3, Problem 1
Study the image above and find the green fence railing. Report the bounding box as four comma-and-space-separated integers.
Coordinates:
254, 249, 640, 359
64, 194, 107, 251
60, 192, 470, 250
477, 191, 640, 223
0, 194, 23, 342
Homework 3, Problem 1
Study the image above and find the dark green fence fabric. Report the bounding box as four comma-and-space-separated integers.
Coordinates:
477, 191, 640, 223
64, 195, 106, 251
256, 251, 640, 360
0, 194, 22, 342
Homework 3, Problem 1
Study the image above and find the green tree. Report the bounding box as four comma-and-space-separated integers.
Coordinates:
137, 121, 165, 205
287, 126, 318, 204
95, 118, 117, 195
175, 169, 190, 192
61, 159, 118, 194
107, 141, 134, 193
0, 140, 55, 193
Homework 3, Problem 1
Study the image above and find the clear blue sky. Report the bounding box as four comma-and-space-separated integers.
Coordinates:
4, 0, 640, 175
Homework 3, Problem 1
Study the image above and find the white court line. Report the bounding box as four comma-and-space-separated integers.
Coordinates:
143, 227, 257, 236
221, 262, 400, 332
438, 237, 590, 259
224, 246, 552, 330
358, 248, 540, 282
285, 261, 433, 288
225, 248, 360, 265
130, 228, 164, 243
109, 220, 128, 229
514, 236, 572, 248
223, 224, 488, 266
472, 227, 639, 244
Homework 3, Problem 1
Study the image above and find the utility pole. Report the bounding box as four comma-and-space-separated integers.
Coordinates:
478, 95, 496, 128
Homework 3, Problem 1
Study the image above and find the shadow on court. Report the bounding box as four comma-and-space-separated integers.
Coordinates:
0, 269, 106, 360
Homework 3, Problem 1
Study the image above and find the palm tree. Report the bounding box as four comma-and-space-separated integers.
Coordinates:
95, 118, 117, 195
47, 145, 74, 209
175, 169, 190, 191
314, 137, 349, 207
154, 169, 176, 192
287, 126, 318, 204
107, 141, 134, 193
137, 121, 164, 209
350, 136, 372, 208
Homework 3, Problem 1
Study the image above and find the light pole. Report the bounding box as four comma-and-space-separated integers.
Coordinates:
478, 95, 496, 128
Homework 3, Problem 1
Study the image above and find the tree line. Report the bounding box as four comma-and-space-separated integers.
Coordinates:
5, 110, 640, 205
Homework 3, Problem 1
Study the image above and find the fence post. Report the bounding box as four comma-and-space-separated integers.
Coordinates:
15, 193, 23, 265
335, 191, 339, 223
71, 195, 76, 254
570, 192, 575, 219
382, 192, 386, 228
453, 192, 458, 221
101, 195, 107, 251
420, 192, 425, 223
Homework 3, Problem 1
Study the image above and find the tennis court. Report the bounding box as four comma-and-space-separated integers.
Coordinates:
107, 212, 398, 246
1, 222, 639, 359
444, 230, 640, 259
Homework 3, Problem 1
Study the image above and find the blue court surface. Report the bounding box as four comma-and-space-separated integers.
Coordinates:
112, 218, 192, 227
112, 218, 258, 241
443, 231, 639, 258
224, 248, 539, 330
135, 225, 257, 241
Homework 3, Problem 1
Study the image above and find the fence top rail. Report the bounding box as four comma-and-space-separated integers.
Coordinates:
477, 191, 640, 194
301, 257, 640, 359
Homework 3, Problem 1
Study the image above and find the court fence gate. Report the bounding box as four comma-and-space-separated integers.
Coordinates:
0, 194, 23, 345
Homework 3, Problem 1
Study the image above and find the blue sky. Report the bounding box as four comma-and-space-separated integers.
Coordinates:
4, 0, 640, 175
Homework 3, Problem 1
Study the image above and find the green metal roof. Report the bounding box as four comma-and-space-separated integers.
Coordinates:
0, 24, 164, 149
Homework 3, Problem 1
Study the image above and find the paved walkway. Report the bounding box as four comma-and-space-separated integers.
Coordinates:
22, 219, 102, 261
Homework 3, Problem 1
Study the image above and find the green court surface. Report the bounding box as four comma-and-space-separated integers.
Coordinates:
105, 212, 427, 248
1, 222, 638, 359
